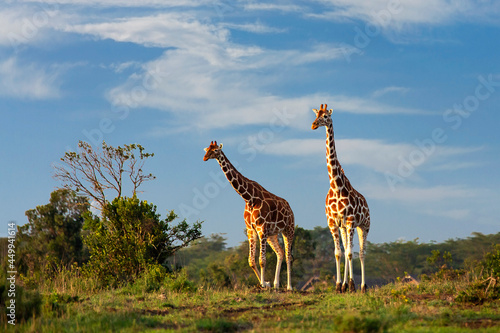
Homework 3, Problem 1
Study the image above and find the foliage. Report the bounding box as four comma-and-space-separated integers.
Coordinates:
291, 227, 316, 280
54, 141, 155, 210
456, 244, 500, 303
480, 244, 500, 279
200, 263, 232, 289
16, 189, 90, 279
83, 196, 202, 287
0, 271, 42, 325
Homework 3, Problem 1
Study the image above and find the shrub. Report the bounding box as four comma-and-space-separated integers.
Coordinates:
165, 269, 197, 293
456, 244, 500, 303
200, 263, 232, 289
0, 280, 42, 324
83, 196, 202, 288
16, 189, 90, 280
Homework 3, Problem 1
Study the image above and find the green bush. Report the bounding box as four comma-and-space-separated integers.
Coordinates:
456, 244, 500, 303
0, 280, 42, 325
165, 269, 197, 293
16, 189, 90, 280
83, 196, 202, 288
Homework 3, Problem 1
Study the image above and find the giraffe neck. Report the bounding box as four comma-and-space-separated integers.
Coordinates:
326, 123, 345, 190
216, 151, 253, 202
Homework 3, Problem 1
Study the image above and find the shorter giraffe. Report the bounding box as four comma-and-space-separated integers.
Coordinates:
204, 141, 295, 290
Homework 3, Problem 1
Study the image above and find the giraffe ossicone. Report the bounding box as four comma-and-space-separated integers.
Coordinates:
203, 140, 295, 291
311, 104, 371, 293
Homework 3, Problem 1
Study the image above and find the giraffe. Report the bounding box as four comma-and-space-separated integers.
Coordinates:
311, 104, 370, 293
203, 141, 295, 290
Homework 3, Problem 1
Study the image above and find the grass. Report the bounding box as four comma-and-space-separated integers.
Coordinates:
3, 278, 500, 332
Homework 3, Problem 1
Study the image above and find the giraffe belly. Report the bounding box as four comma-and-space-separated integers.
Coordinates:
325, 195, 355, 228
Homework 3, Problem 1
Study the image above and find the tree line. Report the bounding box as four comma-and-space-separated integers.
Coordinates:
169, 228, 500, 289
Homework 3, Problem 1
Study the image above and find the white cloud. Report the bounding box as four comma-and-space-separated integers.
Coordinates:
64, 13, 229, 52
364, 183, 472, 202
372, 86, 410, 98
222, 22, 287, 34
243, 3, 304, 12
312, 0, 500, 36
260, 137, 483, 175
0, 5, 61, 47
0, 57, 61, 99
328, 95, 430, 114
20, 0, 210, 7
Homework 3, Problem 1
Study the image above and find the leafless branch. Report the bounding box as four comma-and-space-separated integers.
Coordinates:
53, 141, 155, 211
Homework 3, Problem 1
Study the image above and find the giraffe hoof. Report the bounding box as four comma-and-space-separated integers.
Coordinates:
349, 279, 356, 293
341, 283, 348, 293
361, 284, 367, 293
336, 282, 343, 293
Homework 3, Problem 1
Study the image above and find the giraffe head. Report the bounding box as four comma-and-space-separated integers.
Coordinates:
203, 140, 223, 161
311, 103, 333, 130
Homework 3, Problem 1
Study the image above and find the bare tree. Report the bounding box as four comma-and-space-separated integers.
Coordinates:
53, 141, 155, 210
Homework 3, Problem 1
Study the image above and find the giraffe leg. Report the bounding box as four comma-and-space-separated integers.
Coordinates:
267, 235, 284, 290
357, 226, 368, 293
282, 229, 294, 291
339, 227, 349, 293
346, 224, 356, 292
258, 235, 270, 289
247, 229, 262, 285
329, 224, 343, 293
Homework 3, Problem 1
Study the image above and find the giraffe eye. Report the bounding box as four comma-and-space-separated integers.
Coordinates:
323, 115, 327, 119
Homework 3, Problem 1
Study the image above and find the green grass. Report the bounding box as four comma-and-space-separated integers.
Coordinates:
4, 280, 500, 332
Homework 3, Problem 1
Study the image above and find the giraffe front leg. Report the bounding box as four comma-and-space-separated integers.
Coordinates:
329, 224, 343, 293
259, 236, 270, 289
340, 227, 349, 293
247, 229, 262, 285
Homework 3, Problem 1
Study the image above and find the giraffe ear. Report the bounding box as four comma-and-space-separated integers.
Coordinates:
219, 143, 223, 149
312, 108, 319, 116
204, 147, 209, 152
328, 109, 333, 115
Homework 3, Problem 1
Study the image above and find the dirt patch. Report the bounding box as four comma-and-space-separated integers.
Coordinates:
407, 293, 454, 302
221, 300, 315, 317
461, 319, 500, 329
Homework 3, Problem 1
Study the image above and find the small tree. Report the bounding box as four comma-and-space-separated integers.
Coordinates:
83, 196, 202, 287
53, 141, 155, 210
17, 189, 90, 277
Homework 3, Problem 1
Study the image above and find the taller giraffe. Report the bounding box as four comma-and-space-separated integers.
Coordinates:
203, 141, 295, 290
311, 104, 370, 293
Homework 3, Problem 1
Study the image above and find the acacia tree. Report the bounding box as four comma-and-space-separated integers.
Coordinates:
53, 141, 155, 210
53, 140, 203, 287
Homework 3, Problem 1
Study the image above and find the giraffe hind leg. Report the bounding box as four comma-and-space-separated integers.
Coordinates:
267, 235, 284, 290
344, 224, 356, 293
282, 229, 294, 291
357, 225, 368, 293
258, 235, 270, 289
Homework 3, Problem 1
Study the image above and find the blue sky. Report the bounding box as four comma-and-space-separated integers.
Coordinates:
1, 0, 499, 248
